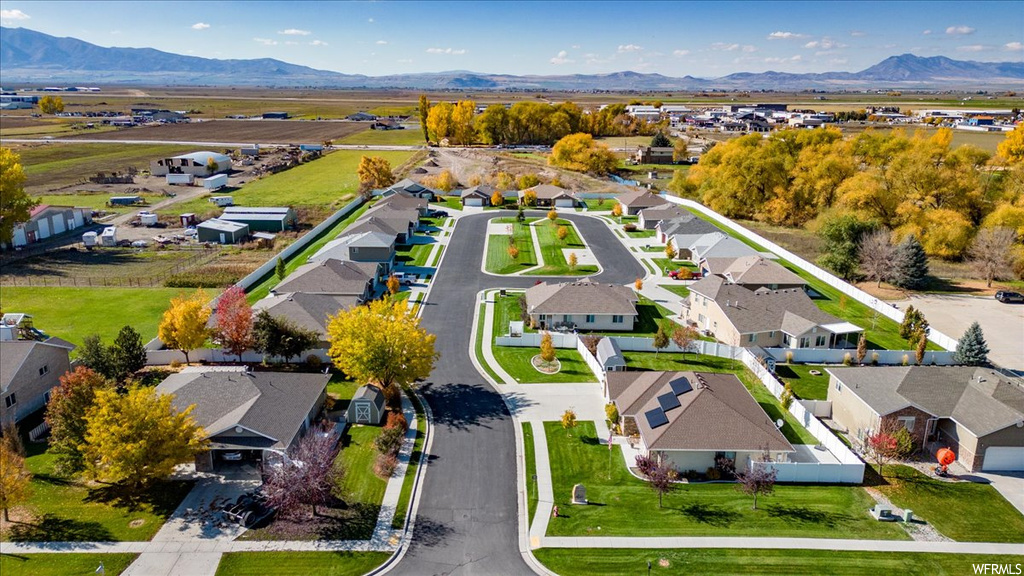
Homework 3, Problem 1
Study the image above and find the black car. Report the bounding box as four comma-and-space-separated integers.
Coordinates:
995, 291, 1024, 303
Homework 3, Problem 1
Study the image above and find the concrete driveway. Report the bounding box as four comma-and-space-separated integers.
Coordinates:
150, 464, 262, 542
895, 294, 1024, 372
974, 471, 1024, 515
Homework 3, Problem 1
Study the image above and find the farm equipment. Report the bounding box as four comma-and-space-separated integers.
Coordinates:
934, 447, 956, 477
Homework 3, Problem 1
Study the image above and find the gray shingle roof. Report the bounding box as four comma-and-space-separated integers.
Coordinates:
690, 275, 844, 335
273, 259, 376, 296
523, 184, 573, 200
373, 194, 427, 212
156, 368, 329, 450
460, 185, 495, 199
657, 214, 719, 238
608, 371, 794, 453
525, 279, 638, 316
827, 366, 1024, 438
638, 204, 687, 222
616, 190, 668, 209
312, 231, 396, 261
596, 337, 625, 368
252, 293, 361, 338
716, 256, 805, 287
346, 216, 409, 239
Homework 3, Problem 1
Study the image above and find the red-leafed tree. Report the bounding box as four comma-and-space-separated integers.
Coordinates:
215, 286, 254, 362
736, 451, 777, 510
45, 366, 112, 477
263, 422, 343, 517
635, 454, 675, 508
867, 420, 903, 476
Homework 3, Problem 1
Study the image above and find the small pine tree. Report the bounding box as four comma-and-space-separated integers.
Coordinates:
665, 240, 677, 260
516, 205, 525, 223
275, 257, 286, 281
952, 321, 990, 366
891, 235, 929, 290
651, 131, 671, 148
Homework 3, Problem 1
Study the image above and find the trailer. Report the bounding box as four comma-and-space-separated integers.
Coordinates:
210, 196, 234, 207
109, 195, 142, 206
138, 212, 159, 226
99, 227, 117, 247
82, 231, 98, 247
203, 174, 228, 190
166, 173, 195, 186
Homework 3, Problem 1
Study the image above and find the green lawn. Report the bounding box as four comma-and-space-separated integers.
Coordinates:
652, 258, 698, 273
581, 198, 614, 211
523, 422, 539, 525
0, 553, 138, 576
2, 442, 193, 542
215, 551, 390, 576
525, 219, 598, 276
533, 549, 1023, 576
431, 197, 463, 212
336, 425, 388, 518
660, 284, 691, 298
621, 353, 817, 445
396, 240, 434, 267
874, 465, 1024, 543
624, 228, 657, 238
543, 422, 907, 540
337, 127, 426, 146
491, 293, 596, 383
0, 286, 188, 348
475, 300, 504, 383
392, 393, 425, 529
485, 219, 538, 274
775, 364, 831, 400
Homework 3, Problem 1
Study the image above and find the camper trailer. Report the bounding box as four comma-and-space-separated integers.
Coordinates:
210, 196, 234, 207
99, 227, 117, 246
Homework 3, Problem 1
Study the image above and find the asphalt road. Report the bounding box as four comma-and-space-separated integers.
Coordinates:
389, 211, 643, 576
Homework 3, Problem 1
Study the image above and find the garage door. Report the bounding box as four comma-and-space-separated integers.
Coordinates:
555, 198, 574, 208
982, 447, 1024, 471
52, 216, 66, 235
464, 198, 484, 207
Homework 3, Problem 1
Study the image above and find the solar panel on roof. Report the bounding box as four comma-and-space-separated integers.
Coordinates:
670, 376, 693, 395
657, 392, 681, 412
645, 408, 669, 429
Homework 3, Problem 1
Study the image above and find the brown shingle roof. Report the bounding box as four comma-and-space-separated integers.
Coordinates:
252, 293, 361, 339
523, 184, 573, 200
525, 279, 638, 315
616, 189, 668, 209
689, 276, 842, 335
273, 259, 376, 296
610, 371, 793, 453
717, 256, 805, 287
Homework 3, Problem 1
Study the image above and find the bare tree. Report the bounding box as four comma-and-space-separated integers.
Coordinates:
263, 422, 343, 517
866, 419, 903, 477
858, 230, 895, 287
635, 454, 675, 508
968, 227, 1016, 288
736, 450, 777, 510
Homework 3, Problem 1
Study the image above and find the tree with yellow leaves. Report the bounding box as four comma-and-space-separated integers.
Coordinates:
386, 274, 401, 296
0, 443, 31, 522
426, 101, 454, 143
326, 299, 438, 397
549, 133, 618, 175
997, 123, 1024, 164
557, 225, 569, 243
568, 252, 578, 270
547, 209, 558, 223
357, 156, 396, 197
158, 290, 212, 365
81, 385, 207, 487
665, 240, 677, 260
490, 189, 504, 207
521, 189, 537, 207
540, 332, 556, 363
451, 100, 476, 145
611, 202, 623, 218
0, 147, 37, 245
635, 277, 644, 291
560, 408, 577, 436
516, 173, 540, 190
508, 245, 520, 260
38, 95, 64, 114
423, 170, 457, 192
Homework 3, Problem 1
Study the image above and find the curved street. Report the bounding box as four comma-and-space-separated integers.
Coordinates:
388, 211, 644, 575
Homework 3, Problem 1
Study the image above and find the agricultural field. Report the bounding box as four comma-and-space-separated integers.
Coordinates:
338, 126, 425, 146
9, 142, 197, 192
63, 119, 367, 144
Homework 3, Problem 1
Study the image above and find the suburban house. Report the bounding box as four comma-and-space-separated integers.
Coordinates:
196, 218, 249, 244
372, 194, 429, 216
460, 184, 495, 207
346, 213, 416, 244
656, 213, 720, 247
252, 293, 360, 344
273, 258, 381, 299
311, 231, 396, 273
0, 337, 74, 424
607, 371, 794, 474
156, 367, 330, 471
219, 206, 297, 232
521, 184, 576, 208
5, 205, 92, 249
150, 151, 231, 177
633, 146, 675, 165
701, 255, 805, 291
346, 385, 386, 425
524, 279, 639, 331
616, 190, 668, 215
637, 204, 687, 230
826, 366, 1024, 472
596, 337, 626, 372
382, 178, 437, 200
685, 275, 861, 348
686, 232, 759, 264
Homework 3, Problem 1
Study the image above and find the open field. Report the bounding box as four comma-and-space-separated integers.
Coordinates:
338, 126, 425, 146
52, 119, 369, 143
214, 551, 390, 576
0, 554, 138, 576
533, 549, 1024, 576
1, 247, 214, 282
9, 142, 197, 192
544, 421, 906, 539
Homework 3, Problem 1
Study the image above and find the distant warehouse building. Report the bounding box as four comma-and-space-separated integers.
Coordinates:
5, 205, 92, 249
262, 111, 289, 119
196, 218, 249, 244
219, 206, 297, 232
151, 151, 231, 177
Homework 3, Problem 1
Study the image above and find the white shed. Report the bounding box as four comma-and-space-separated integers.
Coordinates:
99, 227, 117, 246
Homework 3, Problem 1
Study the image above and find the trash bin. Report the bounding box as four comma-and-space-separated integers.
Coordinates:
904, 510, 914, 523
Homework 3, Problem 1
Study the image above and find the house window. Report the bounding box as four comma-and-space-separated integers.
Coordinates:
539, 314, 546, 322
698, 314, 706, 324
612, 315, 624, 324
39, 365, 49, 376
748, 333, 757, 343
897, 416, 915, 432
799, 337, 810, 348
769, 331, 776, 338
585, 314, 595, 323
3, 393, 15, 408
815, 335, 827, 347
563, 315, 571, 324
835, 380, 843, 392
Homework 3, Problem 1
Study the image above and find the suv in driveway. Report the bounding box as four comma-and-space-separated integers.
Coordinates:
995, 291, 1024, 303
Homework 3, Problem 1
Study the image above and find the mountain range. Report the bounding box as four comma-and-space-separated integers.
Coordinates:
2, 26, 1023, 91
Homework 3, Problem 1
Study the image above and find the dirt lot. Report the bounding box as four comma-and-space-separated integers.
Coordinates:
64, 119, 368, 143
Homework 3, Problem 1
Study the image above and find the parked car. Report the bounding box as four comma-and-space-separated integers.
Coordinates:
393, 272, 417, 285
995, 291, 1024, 303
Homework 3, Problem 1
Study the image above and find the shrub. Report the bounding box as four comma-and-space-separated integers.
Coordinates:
306, 354, 322, 369
623, 223, 637, 232
374, 426, 404, 456
374, 452, 398, 478
634, 454, 656, 477
605, 402, 619, 425
683, 469, 700, 481
385, 411, 408, 432
706, 467, 721, 481
871, 352, 880, 366
785, 350, 794, 363
902, 354, 909, 366
325, 396, 338, 411
843, 352, 853, 366
169, 359, 183, 369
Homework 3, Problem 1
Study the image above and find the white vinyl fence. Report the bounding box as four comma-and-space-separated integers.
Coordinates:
496, 332, 742, 358
576, 337, 606, 380
660, 195, 959, 351
762, 347, 955, 366
146, 347, 331, 366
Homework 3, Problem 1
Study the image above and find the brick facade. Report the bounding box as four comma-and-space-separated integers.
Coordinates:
881, 405, 934, 452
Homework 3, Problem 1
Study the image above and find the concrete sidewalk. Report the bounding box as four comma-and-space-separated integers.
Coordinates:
537, 535, 1024, 554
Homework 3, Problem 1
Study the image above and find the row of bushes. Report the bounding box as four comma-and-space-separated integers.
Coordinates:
372, 409, 408, 478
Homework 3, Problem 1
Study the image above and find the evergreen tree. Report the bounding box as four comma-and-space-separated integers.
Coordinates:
890, 235, 929, 290
275, 257, 286, 281
650, 131, 671, 148
953, 322, 990, 366
109, 326, 147, 382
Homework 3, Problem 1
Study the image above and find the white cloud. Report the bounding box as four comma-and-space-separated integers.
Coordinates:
284, 41, 299, 46
710, 42, 757, 53
850, 30, 867, 37
191, 22, 210, 30
309, 40, 328, 46
397, 58, 413, 64
830, 58, 849, 65
279, 28, 311, 36
764, 55, 803, 64
672, 49, 691, 57
804, 37, 847, 50
618, 44, 643, 52
1005, 41, 1024, 52
922, 29, 932, 35
0, 9, 30, 20
426, 47, 466, 55
957, 44, 990, 52
110, 30, 122, 35
742, 45, 758, 53
368, 18, 374, 23
253, 37, 278, 46
767, 31, 804, 40
571, 44, 581, 49
550, 50, 574, 65
946, 25, 975, 35
376, 40, 388, 45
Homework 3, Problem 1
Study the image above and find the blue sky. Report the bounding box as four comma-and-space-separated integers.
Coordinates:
2, 1, 1022, 76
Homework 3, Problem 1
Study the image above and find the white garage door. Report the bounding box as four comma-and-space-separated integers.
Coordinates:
555, 198, 574, 208
52, 216, 66, 235
982, 447, 1024, 471
464, 198, 484, 207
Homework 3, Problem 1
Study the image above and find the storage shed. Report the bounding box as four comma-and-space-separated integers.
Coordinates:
220, 206, 297, 232
346, 385, 386, 425
196, 219, 249, 244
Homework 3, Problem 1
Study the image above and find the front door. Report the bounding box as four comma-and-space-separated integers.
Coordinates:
220, 232, 226, 243
356, 405, 370, 423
